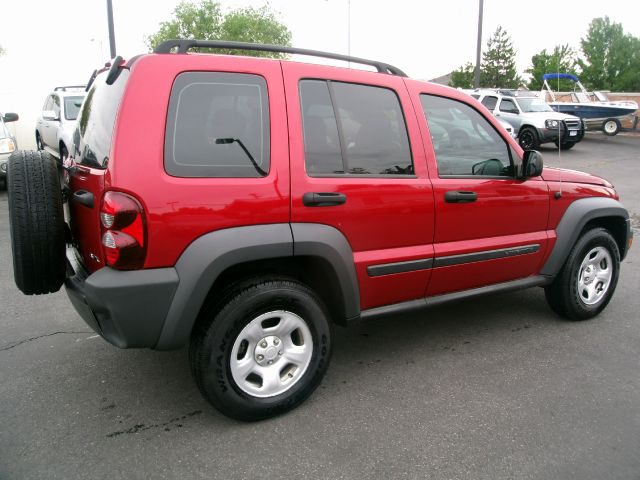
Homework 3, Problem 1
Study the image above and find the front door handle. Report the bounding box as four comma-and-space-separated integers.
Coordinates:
72, 190, 94, 208
302, 192, 347, 207
444, 191, 477, 203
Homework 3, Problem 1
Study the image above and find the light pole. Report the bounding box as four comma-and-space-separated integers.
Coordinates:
107, 0, 117, 59
474, 0, 484, 88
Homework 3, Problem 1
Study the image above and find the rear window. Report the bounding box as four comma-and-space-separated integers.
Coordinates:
73, 70, 129, 169
164, 72, 270, 178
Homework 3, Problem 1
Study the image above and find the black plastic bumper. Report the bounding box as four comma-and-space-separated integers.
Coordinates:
537, 122, 585, 144
64, 249, 179, 348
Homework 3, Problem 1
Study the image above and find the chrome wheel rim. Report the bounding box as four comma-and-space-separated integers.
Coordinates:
230, 310, 313, 398
577, 247, 613, 306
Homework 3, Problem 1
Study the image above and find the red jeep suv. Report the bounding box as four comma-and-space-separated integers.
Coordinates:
7, 40, 632, 421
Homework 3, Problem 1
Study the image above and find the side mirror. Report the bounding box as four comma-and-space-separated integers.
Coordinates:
2, 112, 19, 123
42, 110, 59, 121
520, 150, 543, 179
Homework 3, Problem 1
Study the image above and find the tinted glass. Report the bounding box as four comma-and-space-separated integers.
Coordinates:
73, 69, 129, 168
421, 95, 513, 177
500, 98, 518, 113
299, 80, 413, 176
52, 95, 61, 117
481, 96, 498, 110
165, 72, 270, 178
299, 80, 344, 174
64, 96, 85, 120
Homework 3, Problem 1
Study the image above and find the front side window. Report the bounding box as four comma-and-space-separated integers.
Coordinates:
299, 80, 413, 176
421, 94, 513, 177
51, 95, 61, 118
165, 72, 270, 178
499, 98, 518, 113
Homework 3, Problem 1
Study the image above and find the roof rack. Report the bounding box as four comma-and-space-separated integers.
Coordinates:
153, 39, 408, 77
54, 85, 86, 92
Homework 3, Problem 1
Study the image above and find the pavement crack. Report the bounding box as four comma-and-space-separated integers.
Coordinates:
0, 331, 93, 352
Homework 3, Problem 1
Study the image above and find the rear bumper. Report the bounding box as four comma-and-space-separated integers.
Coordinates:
64, 249, 179, 348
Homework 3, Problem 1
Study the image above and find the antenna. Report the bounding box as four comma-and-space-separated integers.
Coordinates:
556, 65, 562, 199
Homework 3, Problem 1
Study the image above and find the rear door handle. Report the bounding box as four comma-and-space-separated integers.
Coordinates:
302, 192, 347, 207
72, 190, 94, 208
444, 191, 477, 203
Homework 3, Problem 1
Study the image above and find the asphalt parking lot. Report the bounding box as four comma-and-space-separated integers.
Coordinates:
1, 133, 639, 480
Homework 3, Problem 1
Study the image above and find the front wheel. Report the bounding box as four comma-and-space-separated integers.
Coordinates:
190, 278, 332, 421
518, 126, 540, 150
544, 227, 620, 320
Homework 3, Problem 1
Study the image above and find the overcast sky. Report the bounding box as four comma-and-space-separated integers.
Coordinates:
1, 0, 638, 146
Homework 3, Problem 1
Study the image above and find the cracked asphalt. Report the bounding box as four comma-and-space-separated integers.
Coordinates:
1, 134, 639, 479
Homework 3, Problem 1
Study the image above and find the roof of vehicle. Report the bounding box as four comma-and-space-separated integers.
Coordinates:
471, 88, 539, 98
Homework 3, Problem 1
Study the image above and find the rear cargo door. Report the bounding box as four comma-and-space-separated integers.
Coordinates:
67, 69, 129, 272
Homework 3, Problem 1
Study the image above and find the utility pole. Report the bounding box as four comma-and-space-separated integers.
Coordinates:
474, 0, 484, 88
107, 0, 117, 59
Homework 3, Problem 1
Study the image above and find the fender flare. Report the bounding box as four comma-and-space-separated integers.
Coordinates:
541, 197, 630, 277
155, 223, 360, 350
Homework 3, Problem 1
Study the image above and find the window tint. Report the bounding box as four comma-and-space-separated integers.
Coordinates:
299, 80, 413, 176
165, 72, 270, 178
73, 69, 129, 168
64, 96, 84, 120
500, 98, 518, 113
481, 96, 498, 110
420, 95, 513, 177
470, 94, 480, 99
52, 95, 61, 117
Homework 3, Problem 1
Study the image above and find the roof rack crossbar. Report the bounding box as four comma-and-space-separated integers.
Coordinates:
153, 39, 407, 77
54, 85, 87, 91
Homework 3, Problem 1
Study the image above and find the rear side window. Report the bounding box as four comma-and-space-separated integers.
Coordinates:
481, 96, 498, 110
165, 72, 270, 178
64, 96, 84, 121
74, 70, 129, 168
299, 80, 413, 176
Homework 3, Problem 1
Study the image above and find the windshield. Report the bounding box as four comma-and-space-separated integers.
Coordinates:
64, 96, 85, 120
516, 97, 553, 112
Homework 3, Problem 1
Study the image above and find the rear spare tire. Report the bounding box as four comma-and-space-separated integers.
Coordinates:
7, 150, 66, 294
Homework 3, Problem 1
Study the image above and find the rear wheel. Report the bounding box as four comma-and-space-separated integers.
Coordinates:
544, 228, 620, 320
518, 126, 540, 150
35, 132, 44, 151
602, 118, 621, 136
190, 278, 332, 421
7, 150, 66, 295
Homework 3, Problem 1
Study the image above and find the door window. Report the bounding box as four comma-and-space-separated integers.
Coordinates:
421, 95, 513, 177
481, 96, 498, 110
299, 80, 413, 176
51, 95, 61, 118
499, 98, 518, 113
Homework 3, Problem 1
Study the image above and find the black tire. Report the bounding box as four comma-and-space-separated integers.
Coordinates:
544, 227, 620, 320
7, 150, 66, 295
553, 140, 576, 150
518, 126, 540, 150
602, 118, 621, 136
0, 177, 6, 191
35, 132, 44, 151
58, 144, 68, 168
190, 277, 332, 421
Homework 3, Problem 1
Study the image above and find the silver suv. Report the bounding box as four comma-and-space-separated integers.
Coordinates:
469, 89, 585, 150
0, 111, 19, 190
35, 86, 86, 165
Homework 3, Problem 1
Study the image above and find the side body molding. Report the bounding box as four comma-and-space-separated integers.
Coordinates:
291, 223, 361, 322
155, 224, 294, 350
541, 197, 631, 277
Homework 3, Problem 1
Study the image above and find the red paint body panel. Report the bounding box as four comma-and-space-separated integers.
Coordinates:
282, 62, 435, 309
109, 54, 291, 268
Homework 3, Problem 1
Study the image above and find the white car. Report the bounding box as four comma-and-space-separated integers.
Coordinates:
35, 86, 86, 165
0, 112, 19, 190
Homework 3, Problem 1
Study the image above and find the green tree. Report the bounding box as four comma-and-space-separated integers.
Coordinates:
146, 1, 292, 58
481, 27, 521, 88
449, 62, 475, 89
526, 44, 578, 90
579, 16, 640, 91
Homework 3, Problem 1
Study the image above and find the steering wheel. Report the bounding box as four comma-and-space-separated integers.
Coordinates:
472, 158, 505, 176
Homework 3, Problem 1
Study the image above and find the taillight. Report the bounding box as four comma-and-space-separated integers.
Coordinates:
100, 191, 147, 270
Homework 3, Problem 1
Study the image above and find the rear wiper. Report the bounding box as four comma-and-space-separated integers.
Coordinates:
215, 138, 267, 176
